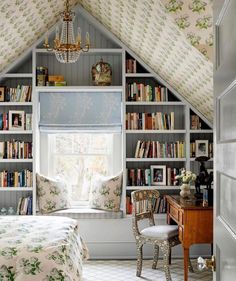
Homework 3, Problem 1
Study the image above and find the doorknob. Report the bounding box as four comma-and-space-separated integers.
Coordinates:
197, 256, 216, 272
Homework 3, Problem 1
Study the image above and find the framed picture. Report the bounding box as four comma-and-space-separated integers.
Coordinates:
9, 110, 24, 131
151, 165, 166, 186
0, 87, 5, 102
195, 140, 209, 157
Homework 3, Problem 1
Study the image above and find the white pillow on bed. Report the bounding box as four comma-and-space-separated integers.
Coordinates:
89, 172, 123, 212
36, 173, 70, 214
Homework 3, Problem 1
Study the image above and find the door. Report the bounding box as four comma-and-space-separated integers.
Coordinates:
214, 0, 236, 280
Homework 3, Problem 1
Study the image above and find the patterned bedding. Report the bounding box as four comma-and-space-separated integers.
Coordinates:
0, 216, 88, 281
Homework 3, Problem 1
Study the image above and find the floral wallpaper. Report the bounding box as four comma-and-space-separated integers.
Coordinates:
162, 0, 213, 61
0, 0, 213, 122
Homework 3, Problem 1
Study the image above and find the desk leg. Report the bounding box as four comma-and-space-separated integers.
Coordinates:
183, 247, 189, 281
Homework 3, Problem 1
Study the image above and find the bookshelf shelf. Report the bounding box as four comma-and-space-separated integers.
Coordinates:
0, 102, 33, 106
125, 73, 155, 78
0, 187, 33, 191
35, 86, 123, 92
126, 213, 167, 219
125, 130, 186, 134
0, 159, 33, 163
0, 131, 33, 134
190, 130, 213, 133
2, 73, 33, 78
125, 101, 184, 106
126, 158, 186, 162
126, 186, 180, 190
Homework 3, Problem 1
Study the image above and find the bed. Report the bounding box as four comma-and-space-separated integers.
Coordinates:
0, 216, 88, 281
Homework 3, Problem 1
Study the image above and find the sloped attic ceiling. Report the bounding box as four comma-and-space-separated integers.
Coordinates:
0, 0, 213, 122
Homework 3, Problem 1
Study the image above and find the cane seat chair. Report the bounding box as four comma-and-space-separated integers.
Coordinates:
131, 189, 180, 281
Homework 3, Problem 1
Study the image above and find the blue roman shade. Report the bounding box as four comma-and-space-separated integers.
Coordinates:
39, 91, 122, 131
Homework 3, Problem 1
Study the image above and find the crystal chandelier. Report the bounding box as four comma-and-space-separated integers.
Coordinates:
43, 0, 90, 63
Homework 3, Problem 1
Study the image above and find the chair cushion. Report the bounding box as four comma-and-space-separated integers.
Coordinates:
140, 225, 178, 239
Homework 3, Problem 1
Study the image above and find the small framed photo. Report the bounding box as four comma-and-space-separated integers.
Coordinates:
195, 140, 209, 157
9, 110, 24, 131
151, 165, 166, 186
0, 87, 5, 102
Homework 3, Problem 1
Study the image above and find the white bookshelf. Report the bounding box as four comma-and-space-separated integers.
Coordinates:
0, 63, 34, 215
124, 51, 213, 216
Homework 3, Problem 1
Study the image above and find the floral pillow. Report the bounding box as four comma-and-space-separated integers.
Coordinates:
36, 173, 70, 214
89, 172, 123, 212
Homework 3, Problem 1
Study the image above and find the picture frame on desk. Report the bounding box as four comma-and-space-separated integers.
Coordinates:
0, 87, 5, 102
9, 110, 25, 131
195, 140, 208, 157
151, 165, 166, 186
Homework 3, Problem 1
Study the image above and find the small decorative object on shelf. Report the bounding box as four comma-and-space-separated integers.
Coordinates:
36, 66, 48, 86
151, 165, 166, 186
9, 110, 25, 131
0, 207, 7, 215
91, 58, 112, 86
175, 169, 196, 198
0, 87, 5, 102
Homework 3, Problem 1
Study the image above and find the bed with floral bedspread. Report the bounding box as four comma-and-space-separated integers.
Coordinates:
0, 216, 88, 281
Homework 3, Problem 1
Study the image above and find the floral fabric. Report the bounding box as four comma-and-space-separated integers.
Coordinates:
89, 173, 123, 212
0, 216, 88, 281
36, 173, 70, 214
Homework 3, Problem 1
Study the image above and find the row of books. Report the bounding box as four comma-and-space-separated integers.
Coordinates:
126, 112, 174, 130
0, 169, 32, 187
0, 140, 32, 159
126, 59, 137, 73
134, 140, 185, 158
190, 142, 213, 158
0, 112, 32, 130
17, 196, 33, 215
4, 85, 32, 102
126, 167, 182, 186
127, 195, 167, 215
126, 83, 168, 102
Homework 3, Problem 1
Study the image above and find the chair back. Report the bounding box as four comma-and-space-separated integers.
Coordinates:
131, 190, 160, 236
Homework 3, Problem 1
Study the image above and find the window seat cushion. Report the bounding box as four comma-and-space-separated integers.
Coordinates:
49, 208, 123, 219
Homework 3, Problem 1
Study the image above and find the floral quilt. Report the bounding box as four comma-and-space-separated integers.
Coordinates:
0, 216, 88, 281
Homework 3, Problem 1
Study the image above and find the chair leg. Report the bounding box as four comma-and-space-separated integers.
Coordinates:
188, 257, 194, 273
160, 242, 172, 281
136, 244, 143, 277
152, 244, 159, 269
169, 248, 172, 265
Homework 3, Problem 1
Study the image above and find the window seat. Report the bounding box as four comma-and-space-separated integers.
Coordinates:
49, 208, 123, 219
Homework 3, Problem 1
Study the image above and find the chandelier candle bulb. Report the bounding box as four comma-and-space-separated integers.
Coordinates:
55, 26, 60, 40
77, 27, 81, 44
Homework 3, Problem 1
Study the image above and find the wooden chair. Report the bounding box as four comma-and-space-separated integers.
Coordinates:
131, 190, 180, 281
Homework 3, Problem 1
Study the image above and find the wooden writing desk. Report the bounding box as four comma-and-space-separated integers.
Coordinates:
166, 195, 213, 281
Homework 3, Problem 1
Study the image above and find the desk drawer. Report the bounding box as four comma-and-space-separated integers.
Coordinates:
169, 205, 179, 222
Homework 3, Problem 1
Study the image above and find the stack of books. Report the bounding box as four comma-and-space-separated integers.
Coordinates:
17, 196, 33, 215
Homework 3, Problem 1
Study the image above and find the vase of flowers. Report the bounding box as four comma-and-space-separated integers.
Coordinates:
175, 169, 196, 198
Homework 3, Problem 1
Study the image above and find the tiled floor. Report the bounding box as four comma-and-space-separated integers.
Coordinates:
83, 259, 212, 281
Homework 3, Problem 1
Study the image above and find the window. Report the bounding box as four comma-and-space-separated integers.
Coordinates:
41, 132, 122, 206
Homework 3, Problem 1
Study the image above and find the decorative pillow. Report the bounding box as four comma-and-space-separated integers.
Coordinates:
36, 173, 70, 214
89, 172, 123, 212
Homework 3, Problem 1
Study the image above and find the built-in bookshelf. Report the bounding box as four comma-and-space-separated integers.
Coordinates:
0, 56, 34, 215
124, 52, 213, 215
